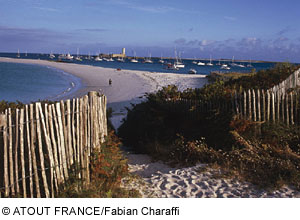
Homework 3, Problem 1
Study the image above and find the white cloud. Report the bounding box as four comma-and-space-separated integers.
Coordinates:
32, 6, 60, 12
224, 16, 236, 21
127, 5, 174, 13
199, 40, 215, 46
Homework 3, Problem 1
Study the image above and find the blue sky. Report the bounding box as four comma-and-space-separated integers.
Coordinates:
1, 0, 300, 62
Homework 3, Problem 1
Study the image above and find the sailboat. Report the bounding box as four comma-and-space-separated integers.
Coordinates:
221, 64, 230, 70
25, 51, 28, 57
75, 48, 82, 61
130, 51, 138, 63
158, 54, 165, 64
174, 50, 185, 68
206, 55, 213, 66
247, 59, 253, 67
65, 53, 73, 60
17, 49, 20, 58
104, 57, 114, 62
188, 68, 197, 74
144, 53, 153, 63
117, 57, 125, 62
230, 56, 239, 67
49, 51, 55, 59
197, 60, 205, 66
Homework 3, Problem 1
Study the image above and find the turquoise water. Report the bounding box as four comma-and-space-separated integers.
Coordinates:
0, 62, 81, 103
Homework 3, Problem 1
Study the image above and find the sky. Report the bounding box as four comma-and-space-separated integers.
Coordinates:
0, 0, 300, 62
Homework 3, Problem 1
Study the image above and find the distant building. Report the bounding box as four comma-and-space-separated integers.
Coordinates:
111, 48, 126, 58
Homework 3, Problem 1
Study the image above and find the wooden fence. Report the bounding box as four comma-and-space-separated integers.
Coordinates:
166, 89, 300, 126
268, 68, 300, 97
0, 91, 107, 198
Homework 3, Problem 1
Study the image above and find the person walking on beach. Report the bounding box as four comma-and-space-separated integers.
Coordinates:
109, 78, 112, 86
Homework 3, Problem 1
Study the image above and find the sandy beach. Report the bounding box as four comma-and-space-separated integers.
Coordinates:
1, 57, 299, 198
0, 57, 207, 128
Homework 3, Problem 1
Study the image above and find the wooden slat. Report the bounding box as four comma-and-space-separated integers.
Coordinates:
252, 90, 256, 121
3, 110, 9, 197
243, 91, 247, 118
30, 104, 40, 198
267, 91, 270, 122
79, 98, 85, 180
87, 96, 91, 156
290, 93, 294, 125
20, 109, 26, 198
282, 94, 285, 123
248, 90, 252, 120
48, 104, 62, 187
56, 102, 69, 180
66, 100, 73, 166
25, 105, 34, 197
257, 90, 261, 122
52, 104, 64, 183
71, 99, 77, 164
277, 92, 280, 122
272, 92, 275, 122
36, 103, 50, 198
262, 90, 266, 122
14, 109, 20, 195
286, 94, 289, 126
38, 103, 56, 197
76, 98, 80, 178
8, 108, 15, 196
60, 100, 70, 169
84, 95, 90, 184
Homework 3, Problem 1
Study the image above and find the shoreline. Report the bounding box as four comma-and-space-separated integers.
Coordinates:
0, 57, 208, 128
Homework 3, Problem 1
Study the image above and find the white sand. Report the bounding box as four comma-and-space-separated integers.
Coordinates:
0, 57, 207, 129
2, 57, 299, 198
122, 154, 300, 198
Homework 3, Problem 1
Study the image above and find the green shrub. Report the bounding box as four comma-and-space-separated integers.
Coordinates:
58, 131, 140, 198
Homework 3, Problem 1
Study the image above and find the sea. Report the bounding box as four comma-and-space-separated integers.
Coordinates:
0, 52, 277, 103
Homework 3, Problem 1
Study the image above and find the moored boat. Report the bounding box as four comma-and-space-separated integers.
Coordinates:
188, 68, 197, 74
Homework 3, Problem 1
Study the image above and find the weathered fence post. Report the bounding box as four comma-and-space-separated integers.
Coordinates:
290, 93, 294, 125
30, 104, 41, 198
252, 90, 256, 121
60, 100, 69, 170
56, 102, 69, 180
25, 105, 34, 198
243, 91, 247, 118
36, 103, 50, 198
267, 90, 270, 122
52, 104, 65, 183
257, 90, 261, 122
8, 109, 15, 196
277, 92, 280, 122
20, 109, 26, 198
272, 92, 275, 123
14, 109, 20, 195
66, 100, 73, 166
38, 104, 56, 198
262, 90, 266, 122
48, 104, 62, 187
286, 94, 290, 126
3, 110, 9, 197
281, 94, 285, 123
